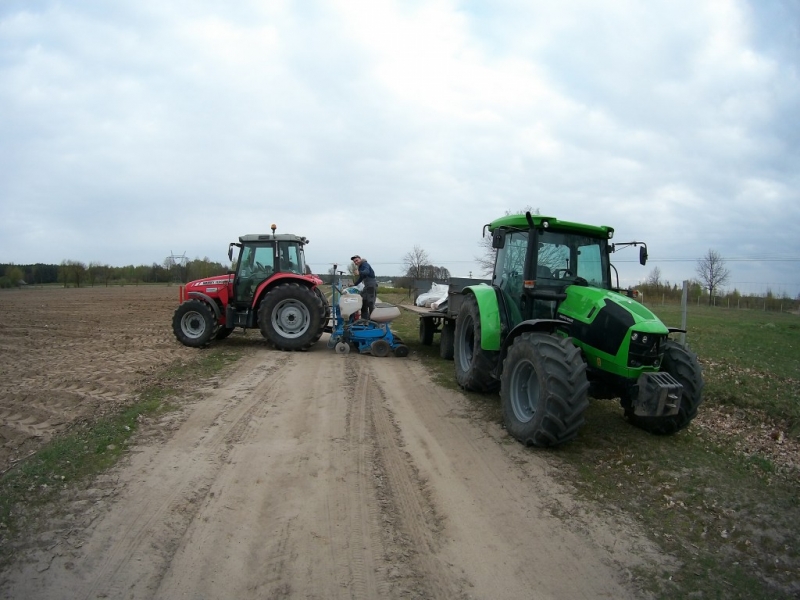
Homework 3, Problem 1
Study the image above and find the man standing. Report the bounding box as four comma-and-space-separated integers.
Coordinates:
351, 255, 377, 321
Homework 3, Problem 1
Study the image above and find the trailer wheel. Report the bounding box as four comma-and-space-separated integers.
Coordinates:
439, 319, 455, 360
258, 283, 324, 351
173, 300, 216, 348
394, 344, 409, 358
454, 294, 500, 392
419, 317, 435, 345
501, 333, 589, 447
624, 340, 704, 435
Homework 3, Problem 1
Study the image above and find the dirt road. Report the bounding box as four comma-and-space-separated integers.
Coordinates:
2, 340, 661, 599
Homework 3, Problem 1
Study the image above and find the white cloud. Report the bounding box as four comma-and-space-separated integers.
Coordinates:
0, 0, 798, 296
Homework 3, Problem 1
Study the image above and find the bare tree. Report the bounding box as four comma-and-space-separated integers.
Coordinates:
695, 249, 730, 304
646, 266, 663, 291
646, 266, 662, 287
475, 207, 539, 276
403, 245, 430, 279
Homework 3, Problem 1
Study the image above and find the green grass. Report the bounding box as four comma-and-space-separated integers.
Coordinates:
387, 293, 800, 599
651, 303, 800, 437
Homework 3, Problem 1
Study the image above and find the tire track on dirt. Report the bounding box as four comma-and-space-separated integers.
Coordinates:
76, 352, 291, 600
0, 351, 290, 600
357, 359, 468, 600
368, 357, 650, 599
153, 349, 392, 600
340, 359, 385, 599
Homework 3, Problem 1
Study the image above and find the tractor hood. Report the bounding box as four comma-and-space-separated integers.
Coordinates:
557, 285, 669, 375
185, 274, 235, 292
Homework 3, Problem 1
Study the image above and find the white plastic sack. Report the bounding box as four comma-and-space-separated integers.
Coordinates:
415, 282, 449, 307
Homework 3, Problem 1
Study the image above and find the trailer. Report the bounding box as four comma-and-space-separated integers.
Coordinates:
405, 277, 490, 360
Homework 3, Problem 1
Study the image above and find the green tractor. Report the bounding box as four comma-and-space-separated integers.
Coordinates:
452, 212, 703, 447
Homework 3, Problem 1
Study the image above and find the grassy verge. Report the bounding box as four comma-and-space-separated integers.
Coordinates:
651, 303, 800, 437
0, 345, 244, 566
386, 293, 800, 599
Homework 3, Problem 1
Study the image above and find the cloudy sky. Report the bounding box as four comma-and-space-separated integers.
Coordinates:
1, 0, 798, 296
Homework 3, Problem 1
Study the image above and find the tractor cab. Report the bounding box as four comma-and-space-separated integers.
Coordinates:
491, 215, 616, 328
229, 232, 311, 307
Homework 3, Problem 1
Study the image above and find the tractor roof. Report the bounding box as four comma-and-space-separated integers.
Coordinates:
488, 214, 614, 238
239, 233, 309, 244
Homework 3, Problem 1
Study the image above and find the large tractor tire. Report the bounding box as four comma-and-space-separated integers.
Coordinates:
625, 340, 704, 435
454, 294, 500, 392
501, 333, 590, 447
258, 283, 325, 351
173, 300, 216, 348
439, 319, 455, 360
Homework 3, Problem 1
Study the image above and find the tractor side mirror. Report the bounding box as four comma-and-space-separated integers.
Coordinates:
228, 244, 234, 262
492, 230, 506, 249
639, 246, 648, 265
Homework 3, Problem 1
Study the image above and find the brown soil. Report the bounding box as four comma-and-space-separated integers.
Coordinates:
0, 286, 665, 599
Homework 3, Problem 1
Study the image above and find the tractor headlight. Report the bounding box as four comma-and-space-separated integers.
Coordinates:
628, 332, 662, 368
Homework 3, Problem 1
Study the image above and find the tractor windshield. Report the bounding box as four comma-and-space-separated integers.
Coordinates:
535, 229, 610, 289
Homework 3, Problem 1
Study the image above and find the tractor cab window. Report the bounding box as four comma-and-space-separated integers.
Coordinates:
494, 230, 527, 326
278, 242, 305, 275
574, 242, 606, 288
240, 244, 275, 275
537, 230, 609, 289
235, 244, 276, 304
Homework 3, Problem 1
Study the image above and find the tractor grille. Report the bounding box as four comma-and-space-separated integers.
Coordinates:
628, 332, 663, 368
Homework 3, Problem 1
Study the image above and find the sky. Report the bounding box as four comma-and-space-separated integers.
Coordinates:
1, 0, 799, 297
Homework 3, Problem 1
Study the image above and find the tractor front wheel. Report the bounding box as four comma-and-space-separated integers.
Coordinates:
501, 333, 590, 447
172, 300, 216, 348
624, 340, 704, 435
454, 294, 499, 392
258, 283, 324, 351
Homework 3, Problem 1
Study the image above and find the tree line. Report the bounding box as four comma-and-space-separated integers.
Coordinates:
637, 263, 798, 311
0, 258, 228, 289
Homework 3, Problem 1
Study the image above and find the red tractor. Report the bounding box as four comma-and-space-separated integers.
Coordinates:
172, 226, 329, 350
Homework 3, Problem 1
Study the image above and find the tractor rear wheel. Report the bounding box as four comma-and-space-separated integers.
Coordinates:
624, 340, 704, 435
173, 300, 216, 348
258, 283, 324, 351
501, 333, 590, 447
454, 294, 500, 392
